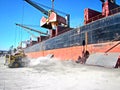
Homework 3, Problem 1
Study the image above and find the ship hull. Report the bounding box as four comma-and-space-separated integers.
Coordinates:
24, 13, 120, 65
26, 41, 120, 60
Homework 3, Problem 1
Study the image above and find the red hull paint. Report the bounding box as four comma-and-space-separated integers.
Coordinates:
26, 41, 120, 60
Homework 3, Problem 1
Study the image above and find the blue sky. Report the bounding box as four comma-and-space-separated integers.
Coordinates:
0, 0, 120, 50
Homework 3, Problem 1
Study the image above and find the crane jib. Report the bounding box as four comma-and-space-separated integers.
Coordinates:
16, 23, 48, 35
24, 0, 49, 16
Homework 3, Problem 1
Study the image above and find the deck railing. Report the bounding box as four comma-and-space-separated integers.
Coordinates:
87, 7, 120, 24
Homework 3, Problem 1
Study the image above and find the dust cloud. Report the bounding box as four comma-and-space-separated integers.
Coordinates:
27, 57, 120, 90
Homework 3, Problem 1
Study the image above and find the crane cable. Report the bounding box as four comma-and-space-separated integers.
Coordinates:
15, 1, 25, 48
14, 26, 17, 47
33, 0, 67, 16
20, 1, 25, 47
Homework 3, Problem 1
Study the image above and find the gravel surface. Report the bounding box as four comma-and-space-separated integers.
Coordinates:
0, 56, 120, 90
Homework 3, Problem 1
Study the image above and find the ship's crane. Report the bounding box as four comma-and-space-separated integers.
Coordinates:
26, 30, 38, 39
24, 0, 48, 16
23, 28, 38, 42
16, 24, 38, 39
16, 23, 48, 35
24, 0, 70, 28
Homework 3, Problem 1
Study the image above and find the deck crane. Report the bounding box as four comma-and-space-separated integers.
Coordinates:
25, 30, 38, 39
24, 0, 48, 16
16, 23, 49, 45
24, 0, 70, 29
16, 23, 48, 35
16, 24, 38, 39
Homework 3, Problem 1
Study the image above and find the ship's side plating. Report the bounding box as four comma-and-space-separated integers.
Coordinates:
24, 13, 120, 60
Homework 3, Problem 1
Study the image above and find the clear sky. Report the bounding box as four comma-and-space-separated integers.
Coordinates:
0, 0, 120, 50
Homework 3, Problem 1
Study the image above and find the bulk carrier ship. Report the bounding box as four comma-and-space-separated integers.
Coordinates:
17, 0, 120, 68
